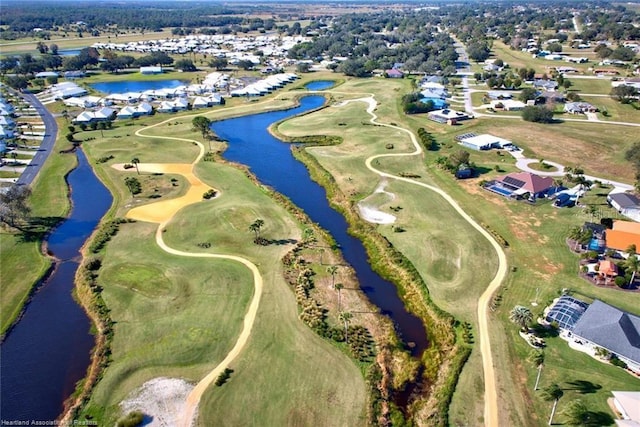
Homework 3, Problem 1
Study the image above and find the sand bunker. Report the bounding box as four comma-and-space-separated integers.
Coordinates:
112, 163, 216, 224
357, 205, 396, 224
357, 180, 396, 224
120, 377, 195, 427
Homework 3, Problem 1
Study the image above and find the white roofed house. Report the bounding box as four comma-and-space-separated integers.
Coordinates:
564, 102, 598, 114
116, 106, 137, 120
192, 97, 210, 109
73, 107, 116, 124
135, 102, 153, 116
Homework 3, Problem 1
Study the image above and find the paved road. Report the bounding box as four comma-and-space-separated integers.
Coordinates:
15, 91, 58, 186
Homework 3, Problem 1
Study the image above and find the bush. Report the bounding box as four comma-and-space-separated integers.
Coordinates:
522, 105, 554, 123
215, 368, 234, 386
203, 189, 217, 199
115, 410, 144, 427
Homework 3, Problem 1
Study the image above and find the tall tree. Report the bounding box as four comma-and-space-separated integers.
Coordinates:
249, 218, 265, 242
560, 399, 590, 426
339, 311, 353, 343
509, 305, 533, 331
327, 265, 338, 288
192, 116, 212, 149
0, 185, 31, 230
541, 384, 564, 425
529, 350, 545, 390
335, 283, 344, 312
131, 157, 140, 175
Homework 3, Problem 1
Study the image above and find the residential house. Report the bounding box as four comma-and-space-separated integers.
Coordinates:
487, 91, 513, 100
491, 99, 526, 111
493, 171, 555, 199
564, 102, 597, 114
73, 107, 115, 124
605, 220, 640, 252
570, 299, 640, 374
140, 66, 163, 74
537, 90, 565, 103
595, 68, 620, 76
608, 193, 640, 214
427, 109, 471, 124
533, 79, 558, 91
385, 69, 404, 78
458, 133, 512, 151
611, 391, 640, 426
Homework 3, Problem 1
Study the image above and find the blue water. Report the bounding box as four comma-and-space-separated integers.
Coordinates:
305, 80, 334, 91
589, 238, 603, 251
90, 80, 188, 94
488, 184, 513, 197
58, 49, 83, 57
420, 97, 448, 109
212, 96, 428, 354
0, 149, 113, 422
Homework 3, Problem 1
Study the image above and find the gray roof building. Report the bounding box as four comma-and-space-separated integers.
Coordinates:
571, 300, 640, 366
608, 192, 640, 211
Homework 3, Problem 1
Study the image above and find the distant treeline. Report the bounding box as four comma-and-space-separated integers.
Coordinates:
0, 1, 252, 34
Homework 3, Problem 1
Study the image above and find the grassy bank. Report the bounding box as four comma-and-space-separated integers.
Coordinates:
0, 117, 77, 336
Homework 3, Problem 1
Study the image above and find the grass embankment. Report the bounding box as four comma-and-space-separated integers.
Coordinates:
276, 77, 490, 425
74, 101, 368, 426
0, 116, 77, 336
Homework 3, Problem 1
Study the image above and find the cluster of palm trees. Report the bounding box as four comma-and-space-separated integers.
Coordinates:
248, 218, 264, 244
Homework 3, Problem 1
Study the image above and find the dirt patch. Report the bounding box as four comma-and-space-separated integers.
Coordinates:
120, 377, 194, 427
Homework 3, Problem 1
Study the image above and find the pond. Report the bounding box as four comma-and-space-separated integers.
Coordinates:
0, 149, 113, 422
305, 80, 335, 91
212, 95, 428, 356
89, 79, 189, 94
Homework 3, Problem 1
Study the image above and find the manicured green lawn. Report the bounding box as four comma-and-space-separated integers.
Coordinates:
79, 97, 367, 425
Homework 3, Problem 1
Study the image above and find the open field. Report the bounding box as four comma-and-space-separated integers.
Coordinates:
0, 29, 175, 55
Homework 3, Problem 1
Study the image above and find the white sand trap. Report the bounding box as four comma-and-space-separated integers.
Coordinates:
357, 180, 396, 224
358, 205, 396, 224
120, 377, 195, 427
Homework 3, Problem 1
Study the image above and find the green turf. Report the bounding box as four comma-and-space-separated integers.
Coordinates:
79, 104, 367, 425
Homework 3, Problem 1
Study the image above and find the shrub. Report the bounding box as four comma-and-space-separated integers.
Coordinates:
115, 410, 144, 427
215, 368, 234, 386
203, 189, 217, 199
522, 105, 554, 123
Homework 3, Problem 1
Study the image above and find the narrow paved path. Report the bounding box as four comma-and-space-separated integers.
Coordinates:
120, 120, 265, 427
338, 96, 506, 427
14, 90, 58, 186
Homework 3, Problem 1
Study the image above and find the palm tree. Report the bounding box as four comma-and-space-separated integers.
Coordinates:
327, 265, 338, 289
335, 283, 344, 312
131, 157, 140, 175
541, 384, 564, 425
510, 305, 534, 332
529, 349, 545, 391
249, 219, 264, 241
339, 311, 352, 343
625, 255, 639, 286
560, 399, 589, 426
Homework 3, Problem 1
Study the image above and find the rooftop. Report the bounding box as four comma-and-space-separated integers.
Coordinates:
572, 300, 640, 366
